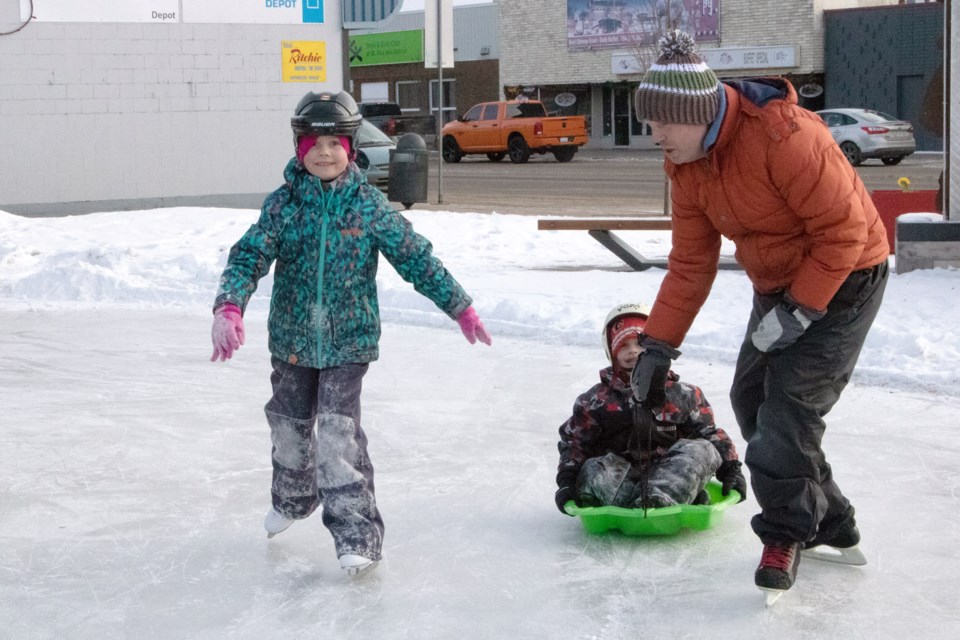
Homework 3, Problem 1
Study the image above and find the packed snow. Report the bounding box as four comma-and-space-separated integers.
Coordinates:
1, 206, 958, 639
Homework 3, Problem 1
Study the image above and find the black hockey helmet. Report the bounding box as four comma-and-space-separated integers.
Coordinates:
291, 90, 362, 147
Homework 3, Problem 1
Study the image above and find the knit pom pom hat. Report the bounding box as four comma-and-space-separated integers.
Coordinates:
607, 315, 647, 361
634, 30, 721, 125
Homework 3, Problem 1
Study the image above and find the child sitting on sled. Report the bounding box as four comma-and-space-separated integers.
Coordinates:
555, 303, 746, 514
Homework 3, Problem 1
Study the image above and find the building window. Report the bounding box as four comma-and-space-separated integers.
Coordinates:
360, 82, 389, 104
430, 79, 457, 125
396, 81, 420, 112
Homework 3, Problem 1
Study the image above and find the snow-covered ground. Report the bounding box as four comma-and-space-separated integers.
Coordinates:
1, 207, 958, 639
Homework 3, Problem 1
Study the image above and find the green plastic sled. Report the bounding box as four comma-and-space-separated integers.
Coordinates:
564, 480, 741, 536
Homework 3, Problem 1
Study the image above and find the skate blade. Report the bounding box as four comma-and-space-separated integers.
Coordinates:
343, 560, 379, 577
265, 525, 292, 539
759, 587, 786, 607
801, 544, 867, 566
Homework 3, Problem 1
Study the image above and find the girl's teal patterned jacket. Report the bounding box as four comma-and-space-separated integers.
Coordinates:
214, 158, 472, 369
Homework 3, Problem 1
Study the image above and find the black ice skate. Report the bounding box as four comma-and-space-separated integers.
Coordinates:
755, 541, 800, 606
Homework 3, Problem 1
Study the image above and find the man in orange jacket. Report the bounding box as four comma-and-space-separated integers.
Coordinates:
631, 31, 889, 603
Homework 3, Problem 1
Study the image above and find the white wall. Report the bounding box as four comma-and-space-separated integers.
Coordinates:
0, 0, 347, 212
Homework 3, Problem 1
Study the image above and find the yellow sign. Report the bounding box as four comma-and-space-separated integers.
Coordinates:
281, 41, 326, 83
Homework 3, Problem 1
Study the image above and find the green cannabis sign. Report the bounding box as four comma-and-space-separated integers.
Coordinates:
348, 30, 423, 67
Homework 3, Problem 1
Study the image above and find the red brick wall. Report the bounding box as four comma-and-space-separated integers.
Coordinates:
348, 59, 500, 119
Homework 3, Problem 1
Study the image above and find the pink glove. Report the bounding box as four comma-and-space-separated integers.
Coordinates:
456, 306, 492, 346
210, 302, 245, 362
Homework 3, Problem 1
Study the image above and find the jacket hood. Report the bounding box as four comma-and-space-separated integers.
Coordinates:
681, 78, 798, 177
723, 78, 792, 109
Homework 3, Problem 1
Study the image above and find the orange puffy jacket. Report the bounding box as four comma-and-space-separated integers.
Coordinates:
644, 79, 889, 348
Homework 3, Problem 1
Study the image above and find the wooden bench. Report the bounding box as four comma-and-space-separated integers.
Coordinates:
537, 218, 741, 271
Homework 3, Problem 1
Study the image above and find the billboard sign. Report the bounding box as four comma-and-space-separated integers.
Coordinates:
567, 0, 720, 52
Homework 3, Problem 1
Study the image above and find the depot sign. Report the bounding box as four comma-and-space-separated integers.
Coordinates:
183, 0, 326, 24
21, 0, 328, 23
19, 0, 178, 22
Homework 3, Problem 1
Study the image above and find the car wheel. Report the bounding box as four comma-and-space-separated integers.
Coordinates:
486, 152, 506, 162
881, 156, 904, 166
553, 147, 577, 162
840, 141, 862, 166
402, 202, 413, 210
442, 136, 462, 163
508, 136, 530, 164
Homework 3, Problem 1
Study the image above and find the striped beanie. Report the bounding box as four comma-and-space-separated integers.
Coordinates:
634, 30, 721, 125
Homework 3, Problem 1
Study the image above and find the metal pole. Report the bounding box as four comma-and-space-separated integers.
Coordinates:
943, 0, 951, 220
436, 0, 444, 205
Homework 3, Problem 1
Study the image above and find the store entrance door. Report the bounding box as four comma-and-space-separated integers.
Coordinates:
613, 86, 631, 146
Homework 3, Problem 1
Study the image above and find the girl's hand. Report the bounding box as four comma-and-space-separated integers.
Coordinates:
211, 303, 245, 361
456, 307, 492, 346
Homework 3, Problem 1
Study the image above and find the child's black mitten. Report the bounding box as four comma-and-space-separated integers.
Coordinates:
716, 460, 748, 503
630, 336, 680, 406
555, 486, 576, 515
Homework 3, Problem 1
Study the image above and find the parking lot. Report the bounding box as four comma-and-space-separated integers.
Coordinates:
408, 149, 945, 217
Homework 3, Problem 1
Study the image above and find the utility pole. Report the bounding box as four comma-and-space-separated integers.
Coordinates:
436, 0, 444, 204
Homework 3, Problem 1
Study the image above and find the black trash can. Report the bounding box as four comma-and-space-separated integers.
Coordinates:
387, 133, 429, 210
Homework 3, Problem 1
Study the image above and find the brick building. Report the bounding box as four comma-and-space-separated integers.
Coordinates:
347, 3, 500, 127
499, 0, 908, 149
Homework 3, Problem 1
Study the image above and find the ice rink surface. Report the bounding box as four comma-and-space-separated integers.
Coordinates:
2, 206, 958, 638
2, 311, 957, 640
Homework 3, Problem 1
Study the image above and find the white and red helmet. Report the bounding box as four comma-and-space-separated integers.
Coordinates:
602, 302, 651, 363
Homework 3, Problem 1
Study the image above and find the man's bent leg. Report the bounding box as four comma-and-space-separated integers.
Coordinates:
746, 264, 887, 543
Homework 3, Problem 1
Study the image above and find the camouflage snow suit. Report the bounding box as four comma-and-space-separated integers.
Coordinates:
214, 159, 472, 560
557, 367, 739, 509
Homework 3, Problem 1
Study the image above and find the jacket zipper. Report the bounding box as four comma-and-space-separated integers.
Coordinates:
316, 185, 328, 364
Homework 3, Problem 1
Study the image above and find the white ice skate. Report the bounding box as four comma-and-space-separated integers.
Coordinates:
801, 522, 867, 566
339, 554, 379, 576
264, 508, 295, 539
800, 543, 867, 566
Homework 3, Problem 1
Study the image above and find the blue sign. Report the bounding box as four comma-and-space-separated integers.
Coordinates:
303, 0, 324, 23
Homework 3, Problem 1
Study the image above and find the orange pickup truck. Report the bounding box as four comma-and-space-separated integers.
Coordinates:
441, 100, 588, 164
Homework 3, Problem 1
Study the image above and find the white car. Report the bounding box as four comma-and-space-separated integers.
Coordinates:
355, 118, 395, 188
815, 108, 916, 166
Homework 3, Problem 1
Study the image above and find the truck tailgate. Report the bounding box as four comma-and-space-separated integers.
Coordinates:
541, 117, 586, 140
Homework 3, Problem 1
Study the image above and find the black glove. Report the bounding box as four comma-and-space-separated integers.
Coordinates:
630, 336, 681, 406
555, 486, 576, 515
751, 296, 825, 353
716, 460, 747, 503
